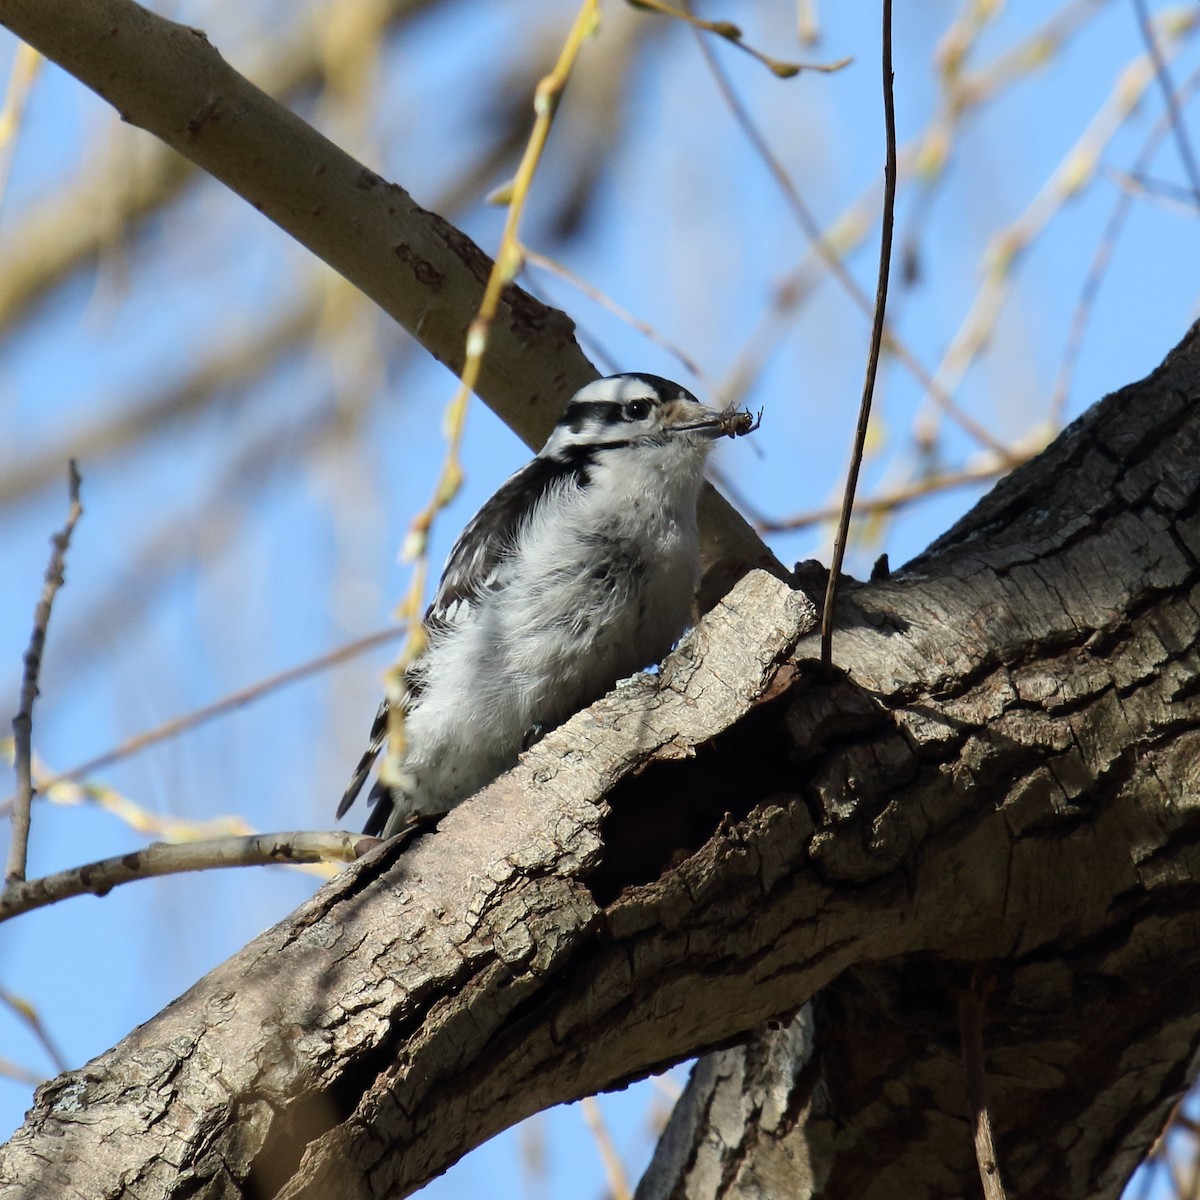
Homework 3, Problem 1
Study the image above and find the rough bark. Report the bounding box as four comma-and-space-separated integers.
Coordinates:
636, 325, 1200, 1200
1, 322, 1198, 1197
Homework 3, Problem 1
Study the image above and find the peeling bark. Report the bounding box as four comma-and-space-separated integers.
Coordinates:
2, 325, 1198, 1199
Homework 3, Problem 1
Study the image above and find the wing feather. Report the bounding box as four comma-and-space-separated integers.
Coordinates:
427, 453, 585, 626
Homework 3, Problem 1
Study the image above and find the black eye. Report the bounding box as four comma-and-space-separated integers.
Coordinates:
624, 400, 652, 421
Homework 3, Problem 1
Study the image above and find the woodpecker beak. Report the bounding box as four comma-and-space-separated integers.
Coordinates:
666, 398, 758, 440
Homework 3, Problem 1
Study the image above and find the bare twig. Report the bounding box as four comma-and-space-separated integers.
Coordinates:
1052, 67, 1200, 425
628, 0, 845, 77
752, 457, 1018, 535
522, 247, 703, 378
0, 985, 68, 1073
690, 9, 1006, 458
6, 461, 83, 884
958, 976, 1007, 1200
0, 624, 405, 819
383, 0, 601, 788
821, 0, 896, 675
1131, 0, 1200, 209
0, 830, 363, 922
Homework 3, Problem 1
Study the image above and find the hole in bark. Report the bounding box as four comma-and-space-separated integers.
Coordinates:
245, 1088, 348, 1199
585, 691, 801, 905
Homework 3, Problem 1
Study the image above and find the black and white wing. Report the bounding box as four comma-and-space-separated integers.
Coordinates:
335, 452, 584, 823
426, 452, 585, 628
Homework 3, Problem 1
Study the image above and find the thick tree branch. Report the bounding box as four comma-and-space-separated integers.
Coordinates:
1, 324, 1198, 1198
0, 0, 778, 593
635, 327, 1200, 1200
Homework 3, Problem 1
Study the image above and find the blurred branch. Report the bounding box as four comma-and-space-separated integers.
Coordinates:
0, 1057, 42, 1087
926, 10, 1199, 419
580, 1097, 632, 1200
6, 461, 82, 885
691, 9, 1010, 459
0, 626, 405, 819
0, 830, 362, 922
901, 0, 1112, 295
0, 0, 777, 586
1052, 67, 1200, 424
0, 67, 541, 516
0, 39, 38, 219
0, 297, 321, 509
0, 0, 436, 335
1132, 0, 1200, 208
0, 985, 68, 1074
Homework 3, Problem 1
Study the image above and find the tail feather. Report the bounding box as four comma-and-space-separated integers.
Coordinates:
361, 778, 394, 837
335, 700, 389, 820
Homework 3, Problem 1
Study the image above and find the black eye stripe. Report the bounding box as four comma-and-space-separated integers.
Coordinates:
564, 400, 622, 433
563, 397, 658, 432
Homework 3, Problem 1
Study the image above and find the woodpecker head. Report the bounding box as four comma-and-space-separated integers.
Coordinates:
540, 374, 748, 463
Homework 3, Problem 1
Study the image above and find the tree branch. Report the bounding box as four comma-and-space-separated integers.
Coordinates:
6, 461, 82, 884
2, 325, 1199, 1198
0, 831, 364, 922
0, 0, 779, 593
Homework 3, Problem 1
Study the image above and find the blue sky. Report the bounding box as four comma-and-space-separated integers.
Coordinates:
0, 2, 1197, 1194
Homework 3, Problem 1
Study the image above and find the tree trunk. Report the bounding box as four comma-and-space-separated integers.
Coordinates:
2, 322, 1198, 1198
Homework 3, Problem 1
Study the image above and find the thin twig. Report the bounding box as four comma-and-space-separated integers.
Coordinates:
0, 624, 405, 818
629, 0, 845, 78
522, 246, 703, 378
959, 976, 1007, 1200
690, 10, 1007, 458
1051, 67, 1200, 425
0, 830, 364, 923
753, 457, 1017, 535
7, 461, 83, 885
384, 0, 601, 786
1131, 0, 1200, 209
0, 985, 69, 1073
821, 0, 896, 675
